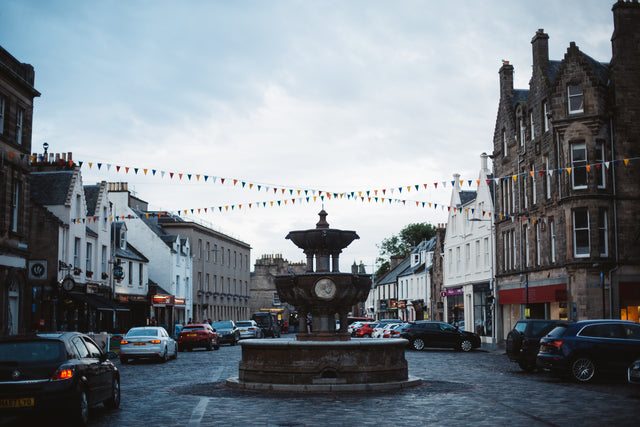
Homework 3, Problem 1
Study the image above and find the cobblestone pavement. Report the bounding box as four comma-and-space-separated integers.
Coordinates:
3, 336, 640, 426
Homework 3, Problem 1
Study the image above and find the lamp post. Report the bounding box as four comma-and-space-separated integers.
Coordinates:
469, 217, 496, 344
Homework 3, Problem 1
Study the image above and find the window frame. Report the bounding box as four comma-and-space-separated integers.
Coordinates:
573, 208, 590, 258
571, 142, 588, 189
596, 142, 606, 189
568, 84, 584, 114
598, 208, 608, 257
15, 108, 23, 145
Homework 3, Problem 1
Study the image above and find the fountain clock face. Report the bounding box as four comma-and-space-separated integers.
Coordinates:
314, 278, 337, 300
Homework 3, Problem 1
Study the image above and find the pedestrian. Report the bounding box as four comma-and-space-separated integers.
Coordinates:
187, 317, 192, 325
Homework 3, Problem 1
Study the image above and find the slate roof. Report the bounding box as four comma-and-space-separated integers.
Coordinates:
115, 242, 149, 263
31, 171, 73, 205
546, 60, 562, 83
84, 185, 100, 216
376, 256, 411, 285
132, 208, 181, 250
581, 52, 609, 85
459, 190, 477, 206
510, 89, 529, 107
86, 226, 98, 238
398, 238, 437, 278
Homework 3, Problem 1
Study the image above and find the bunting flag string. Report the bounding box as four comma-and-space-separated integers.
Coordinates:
68, 192, 549, 226
29, 152, 634, 199
9, 148, 639, 208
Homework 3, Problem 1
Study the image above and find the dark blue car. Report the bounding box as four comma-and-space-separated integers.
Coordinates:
537, 319, 640, 382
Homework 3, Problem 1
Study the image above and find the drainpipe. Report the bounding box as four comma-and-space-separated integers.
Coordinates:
609, 118, 619, 319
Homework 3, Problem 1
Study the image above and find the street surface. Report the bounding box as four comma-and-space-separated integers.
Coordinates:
3, 335, 639, 426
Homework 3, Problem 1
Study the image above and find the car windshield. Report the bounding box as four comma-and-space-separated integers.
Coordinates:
236, 322, 252, 327
0, 341, 66, 363
514, 322, 527, 333
212, 321, 233, 329
127, 328, 159, 337
181, 326, 205, 332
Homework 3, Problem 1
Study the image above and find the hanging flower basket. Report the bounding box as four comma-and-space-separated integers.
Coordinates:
86, 271, 93, 278
73, 267, 82, 275
102, 272, 109, 279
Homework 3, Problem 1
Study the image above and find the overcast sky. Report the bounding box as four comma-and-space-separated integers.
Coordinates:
1, 0, 615, 272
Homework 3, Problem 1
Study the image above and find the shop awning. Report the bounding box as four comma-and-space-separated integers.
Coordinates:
499, 284, 567, 305
67, 292, 130, 312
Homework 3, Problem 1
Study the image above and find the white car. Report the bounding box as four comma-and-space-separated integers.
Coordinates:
120, 326, 178, 363
236, 320, 263, 339
372, 325, 387, 338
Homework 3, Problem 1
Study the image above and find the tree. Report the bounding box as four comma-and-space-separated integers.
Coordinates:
375, 222, 437, 278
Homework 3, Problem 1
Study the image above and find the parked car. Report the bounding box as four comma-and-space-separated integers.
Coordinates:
383, 323, 405, 338
354, 322, 379, 338
348, 322, 364, 336
628, 359, 640, 384
236, 320, 263, 339
537, 319, 640, 382
0, 332, 120, 425
120, 326, 178, 363
400, 320, 481, 352
177, 323, 219, 351
506, 319, 565, 371
211, 320, 241, 345
251, 312, 281, 338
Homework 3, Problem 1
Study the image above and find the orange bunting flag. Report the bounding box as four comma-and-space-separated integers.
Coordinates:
196, 174, 200, 181
566, 168, 571, 175
512, 175, 517, 182
146, 213, 149, 218
234, 179, 238, 185
476, 180, 480, 187
585, 165, 590, 172
125, 167, 130, 173
89, 162, 93, 168
144, 169, 148, 175
179, 173, 183, 179
530, 171, 534, 178
624, 159, 629, 166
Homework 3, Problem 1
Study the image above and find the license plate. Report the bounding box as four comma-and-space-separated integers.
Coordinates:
239, 329, 247, 332
187, 333, 197, 337
133, 342, 146, 346
0, 398, 35, 408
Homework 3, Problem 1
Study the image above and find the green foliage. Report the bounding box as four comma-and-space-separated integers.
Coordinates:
375, 222, 437, 279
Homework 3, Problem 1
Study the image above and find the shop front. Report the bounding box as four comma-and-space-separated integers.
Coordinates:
151, 293, 175, 335
445, 287, 464, 328
116, 293, 149, 330
499, 283, 568, 339
473, 283, 493, 339
620, 281, 640, 322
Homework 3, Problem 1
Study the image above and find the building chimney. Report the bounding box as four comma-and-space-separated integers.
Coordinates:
480, 152, 490, 177
531, 29, 549, 73
499, 60, 514, 99
390, 255, 404, 271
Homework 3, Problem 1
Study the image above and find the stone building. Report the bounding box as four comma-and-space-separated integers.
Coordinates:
157, 215, 251, 323
250, 254, 305, 331
0, 45, 39, 335
492, 0, 640, 337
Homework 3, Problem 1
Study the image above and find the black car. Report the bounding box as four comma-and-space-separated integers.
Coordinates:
251, 312, 281, 338
0, 332, 120, 425
210, 320, 241, 345
400, 321, 481, 352
506, 319, 565, 371
537, 319, 640, 382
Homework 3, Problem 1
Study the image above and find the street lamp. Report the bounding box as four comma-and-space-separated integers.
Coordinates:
469, 217, 496, 343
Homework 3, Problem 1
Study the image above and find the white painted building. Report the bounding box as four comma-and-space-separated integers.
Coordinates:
443, 153, 496, 344
108, 182, 192, 327
397, 238, 436, 321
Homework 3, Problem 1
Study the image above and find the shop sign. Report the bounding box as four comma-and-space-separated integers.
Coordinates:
446, 288, 463, 296
174, 297, 186, 306
86, 284, 99, 294
397, 301, 406, 309
152, 294, 174, 306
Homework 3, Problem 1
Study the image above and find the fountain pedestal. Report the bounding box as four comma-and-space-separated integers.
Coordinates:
226, 211, 420, 392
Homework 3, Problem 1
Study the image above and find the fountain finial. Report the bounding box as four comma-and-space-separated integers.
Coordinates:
316, 209, 329, 229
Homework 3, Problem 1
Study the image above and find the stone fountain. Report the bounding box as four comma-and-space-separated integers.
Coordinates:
226, 211, 420, 392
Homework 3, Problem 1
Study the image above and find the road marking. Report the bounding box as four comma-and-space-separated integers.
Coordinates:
187, 397, 209, 426
187, 367, 224, 425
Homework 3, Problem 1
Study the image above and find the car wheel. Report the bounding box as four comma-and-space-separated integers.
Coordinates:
362, 333, 371, 338
460, 339, 473, 352
159, 348, 168, 363
73, 386, 90, 426
412, 338, 425, 351
518, 361, 535, 372
214, 343, 220, 350
173, 346, 178, 360
206, 339, 213, 351
231, 339, 236, 346
104, 376, 120, 410
571, 356, 596, 382
178, 344, 184, 352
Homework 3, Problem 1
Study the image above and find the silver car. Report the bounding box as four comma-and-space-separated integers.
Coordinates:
120, 326, 178, 363
236, 320, 263, 339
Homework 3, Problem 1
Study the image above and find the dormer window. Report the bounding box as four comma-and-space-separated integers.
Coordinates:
568, 84, 584, 114
412, 254, 420, 265
119, 228, 126, 250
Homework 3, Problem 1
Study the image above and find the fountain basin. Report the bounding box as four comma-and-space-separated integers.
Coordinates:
226, 338, 421, 393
